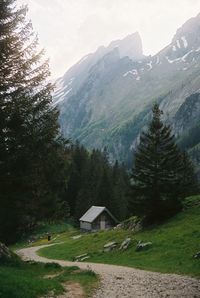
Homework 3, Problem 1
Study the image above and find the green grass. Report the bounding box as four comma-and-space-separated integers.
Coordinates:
12, 221, 76, 250
38, 196, 200, 278
0, 255, 98, 298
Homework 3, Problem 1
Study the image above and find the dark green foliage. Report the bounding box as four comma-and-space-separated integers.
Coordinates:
0, 1, 70, 243
130, 104, 197, 223
66, 143, 129, 221
44, 262, 61, 269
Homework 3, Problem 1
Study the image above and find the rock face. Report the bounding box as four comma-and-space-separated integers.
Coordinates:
174, 93, 200, 135
108, 32, 144, 61
54, 13, 200, 166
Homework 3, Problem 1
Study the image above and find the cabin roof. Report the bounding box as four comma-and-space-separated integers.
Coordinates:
79, 206, 118, 223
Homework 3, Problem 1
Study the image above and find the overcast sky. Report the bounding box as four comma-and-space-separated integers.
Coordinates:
18, 0, 200, 79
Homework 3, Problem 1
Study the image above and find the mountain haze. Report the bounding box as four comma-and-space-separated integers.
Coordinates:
53, 13, 200, 168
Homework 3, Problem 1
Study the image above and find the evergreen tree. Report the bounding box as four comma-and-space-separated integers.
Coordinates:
179, 151, 198, 198
67, 145, 129, 221
66, 143, 89, 215
130, 104, 186, 223
110, 161, 128, 220
96, 166, 113, 211
0, 1, 68, 243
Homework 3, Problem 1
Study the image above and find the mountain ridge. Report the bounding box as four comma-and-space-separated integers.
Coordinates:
53, 13, 200, 169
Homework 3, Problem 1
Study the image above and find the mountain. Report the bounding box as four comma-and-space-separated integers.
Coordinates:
53, 32, 144, 107
53, 13, 200, 168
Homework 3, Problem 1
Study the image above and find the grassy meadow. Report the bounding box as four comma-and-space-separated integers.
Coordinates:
36, 196, 200, 278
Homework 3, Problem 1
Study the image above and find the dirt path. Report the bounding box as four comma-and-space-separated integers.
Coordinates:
17, 244, 200, 298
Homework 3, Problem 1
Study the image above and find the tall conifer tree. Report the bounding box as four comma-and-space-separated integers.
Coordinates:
0, 0, 65, 243
131, 104, 187, 222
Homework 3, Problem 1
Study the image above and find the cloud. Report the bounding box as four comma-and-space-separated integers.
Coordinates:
18, 0, 200, 78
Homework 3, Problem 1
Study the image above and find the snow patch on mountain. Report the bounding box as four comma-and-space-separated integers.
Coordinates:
53, 88, 72, 106
181, 50, 194, 61
181, 36, 188, 48
172, 45, 177, 51
166, 47, 198, 64
54, 77, 74, 96
156, 56, 160, 64
123, 68, 141, 81
54, 78, 64, 92
176, 40, 181, 48
166, 56, 181, 64
123, 69, 138, 77
147, 61, 153, 70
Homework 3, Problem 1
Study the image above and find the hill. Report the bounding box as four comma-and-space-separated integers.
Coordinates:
37, 196, 200, 277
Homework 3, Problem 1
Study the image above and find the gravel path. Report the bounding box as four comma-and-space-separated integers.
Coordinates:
17, 244, 200, 298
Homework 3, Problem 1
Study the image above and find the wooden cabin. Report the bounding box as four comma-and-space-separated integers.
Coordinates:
79, 206, 118, 232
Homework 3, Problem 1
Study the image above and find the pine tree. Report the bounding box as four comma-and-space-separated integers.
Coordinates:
0, 1, 66, 243
131, 104, 184, 223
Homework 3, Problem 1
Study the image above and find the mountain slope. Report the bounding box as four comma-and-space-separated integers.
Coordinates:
53, 13, 200, 165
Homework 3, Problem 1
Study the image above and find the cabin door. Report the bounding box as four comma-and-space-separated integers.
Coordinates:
100, 214, 106, 230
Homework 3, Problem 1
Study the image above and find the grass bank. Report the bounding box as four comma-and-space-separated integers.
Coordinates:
0, 253, 98, 298
38, 196, 200, 277
12, 221, 76, 250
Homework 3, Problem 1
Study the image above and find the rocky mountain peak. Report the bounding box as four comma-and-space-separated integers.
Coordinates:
108, 32, 144, 60
172, 13, 200, 50
53, 12, 200, 166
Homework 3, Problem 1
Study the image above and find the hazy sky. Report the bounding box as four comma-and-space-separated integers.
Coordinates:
18, 0, 200, 79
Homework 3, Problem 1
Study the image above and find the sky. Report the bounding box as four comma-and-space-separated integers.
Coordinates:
18, 0, 200, 79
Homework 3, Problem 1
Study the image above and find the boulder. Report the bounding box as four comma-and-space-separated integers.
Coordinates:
79, 256, 90, 262
74, 253, 89, 261
193, 251, 200, 259
119, 238, 131, 250
136, 241, 152, 252
113, 223, 123, 230
71, 235, 82, 240
103, 241, 117, 252
120, 216, 142, 232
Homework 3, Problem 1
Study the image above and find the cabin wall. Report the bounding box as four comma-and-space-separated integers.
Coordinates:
92, 211, 115, 231
80, 221, 91, 231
